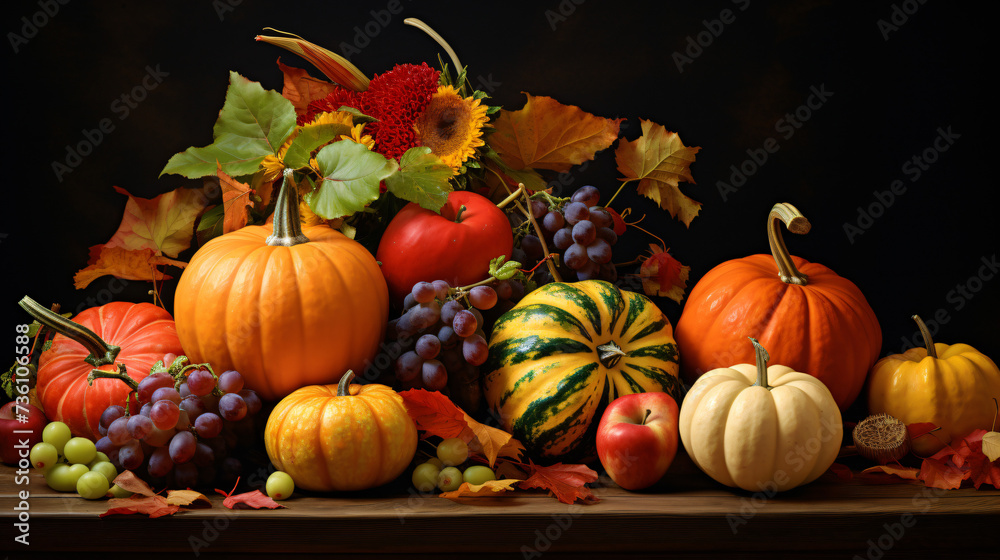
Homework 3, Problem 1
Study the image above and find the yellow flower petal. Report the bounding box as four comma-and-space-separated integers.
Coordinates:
414, 85, 490, 173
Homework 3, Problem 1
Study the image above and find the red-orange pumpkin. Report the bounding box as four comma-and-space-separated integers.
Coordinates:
173, 172, 389, 401
674, 203, 882, 411
21, 297, 183, 440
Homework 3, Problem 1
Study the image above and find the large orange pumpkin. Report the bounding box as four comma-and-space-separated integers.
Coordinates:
674, 203, 882, 411
20, 297, 183, 440
173, 172, 389, 401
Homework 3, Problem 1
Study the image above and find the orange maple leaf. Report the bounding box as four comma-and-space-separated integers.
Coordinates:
166, 489, 212, 508
400, 389, 526, 467
104, 185, 211, 258
615, 120, 701, 227
517, 461, 600, 504
859, 464, 921, 483
217, 164, 255, 234
400, 389, 469, 440
463, 414, 526, 467
488, 93, 622, 173
109, 470, 156, 497
639, 244, 690, 304
221, 489, 285, 510
101, 495, 181, 518
277, 58, 340, 119
919, 457, 965, 490
73, 246, 176, 289
439, 479, 521, 500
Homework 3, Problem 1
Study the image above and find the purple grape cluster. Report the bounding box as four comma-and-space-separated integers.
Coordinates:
517, 186, 620, 283
95, 364, 261, 489
387, 279, 517, 411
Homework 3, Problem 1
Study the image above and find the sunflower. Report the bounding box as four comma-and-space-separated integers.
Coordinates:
414, 85, 490, 173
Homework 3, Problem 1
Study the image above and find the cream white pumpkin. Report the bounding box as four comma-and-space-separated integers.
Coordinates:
678, 338, 842, 492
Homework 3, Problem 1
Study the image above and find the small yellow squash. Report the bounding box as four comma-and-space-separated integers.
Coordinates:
867, 315, 1000, 455
264, 371, 417, 492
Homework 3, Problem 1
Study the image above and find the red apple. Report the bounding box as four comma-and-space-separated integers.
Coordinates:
596, 392, 679, 491
0, 400, 48, 465
376, 190, 514, 307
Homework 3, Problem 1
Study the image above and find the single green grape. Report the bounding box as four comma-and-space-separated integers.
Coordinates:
45, 463, 89, 492
436, 438, 469, 467
89, 461, 118, 485
437, 466, 463, 492
87, 452, 110, 469
424, 457, 444, 469
266, 471, 295, 501
29, 442, 59, 470
107, 484, 133, 499
411, 463, 441, 492
463, 465, 497, 486
42, 422, 72, 455
63, 437, 97, 465
77, 471, 110, 500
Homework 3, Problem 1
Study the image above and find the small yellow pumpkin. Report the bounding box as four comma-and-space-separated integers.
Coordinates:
867, 315, 1000, 455
679, 338, 842, 492
264, 371, 417, 492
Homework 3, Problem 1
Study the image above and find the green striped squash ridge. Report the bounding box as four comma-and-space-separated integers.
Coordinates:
484, 280, 681, 461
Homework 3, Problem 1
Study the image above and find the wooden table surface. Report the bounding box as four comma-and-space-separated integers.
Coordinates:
2, 452, 998, 560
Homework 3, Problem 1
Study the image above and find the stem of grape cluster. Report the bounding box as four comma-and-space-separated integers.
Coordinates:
496, 184, 524, 209
603, 180, 631, 208
518, 187, 562, 283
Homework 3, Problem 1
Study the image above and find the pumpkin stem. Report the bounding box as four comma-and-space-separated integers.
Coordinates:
87, 363, 138, 392
767, 203, 811, 286
748, 337, 771, 390
337, 370, 356, 397
597, 341, 627, 369
18, 295, 121, 367
911, 314, 938, 359
266, 169, 310, 247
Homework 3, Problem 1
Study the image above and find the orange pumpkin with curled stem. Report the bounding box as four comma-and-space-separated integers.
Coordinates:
18, 297, 182, 440
173, 170, 389, 401
674, 203, 882, 411
867, 315, 1000, 455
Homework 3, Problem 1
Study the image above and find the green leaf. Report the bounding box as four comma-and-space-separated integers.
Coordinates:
195, 204, 225, 246
335, 105, 377, 124
160, 133, 270, 179
383, 147, 455, 212
305, 141, 398, 219
2, 363, 35, 400
489, 257, 523, 281
283, 121, 353, 170
215, 71, 297, 153
161, 72, 296, 179
483, 147, 548, 192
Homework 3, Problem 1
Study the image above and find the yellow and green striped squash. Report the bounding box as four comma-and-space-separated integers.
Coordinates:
484, 280, 682, 461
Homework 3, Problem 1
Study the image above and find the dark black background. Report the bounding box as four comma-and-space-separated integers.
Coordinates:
3, 0, 995, 367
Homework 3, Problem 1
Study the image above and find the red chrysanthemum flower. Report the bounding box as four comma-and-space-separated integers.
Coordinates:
304, 63, 440, 160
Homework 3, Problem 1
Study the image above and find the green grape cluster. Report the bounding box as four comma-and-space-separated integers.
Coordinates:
410, 438, 497, 492
30, 421, 118, 499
